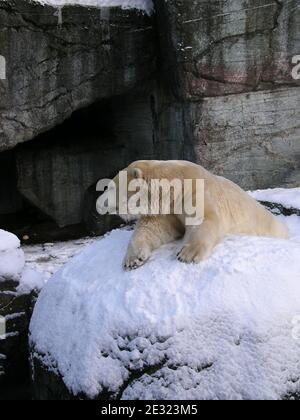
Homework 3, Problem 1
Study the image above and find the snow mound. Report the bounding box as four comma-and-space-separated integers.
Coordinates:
0, 230, 24, 282
250, 188, 300, 210
18, 267, 46, 295
34, 0, 154, 14
30, 217, 300, 400
0, 229, 45, 292
0, 229, 20, 253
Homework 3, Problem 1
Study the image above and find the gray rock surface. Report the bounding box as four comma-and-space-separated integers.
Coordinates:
0, 0, 157, 227
155, 0, 300, 99
154, 0, 300, 190
0, 0, 300, 227
15, 91, 157, 227
0, 151, 22, 216
190, 87, 300, 189
0, 0, 155, 151
0, 280, 36, 388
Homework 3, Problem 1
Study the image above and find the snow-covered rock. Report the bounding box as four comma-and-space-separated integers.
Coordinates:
0, 230, 24, 283
0, 229, 45, 292
0, 230, 21, 253
30, 216, 300, 400
250, 188, 300, 215
0, 230, 44, 384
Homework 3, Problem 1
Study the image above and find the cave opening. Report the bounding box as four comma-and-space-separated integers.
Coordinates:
0, 89, 155, 244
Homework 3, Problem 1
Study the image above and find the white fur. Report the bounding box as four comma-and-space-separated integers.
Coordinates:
99, 161, 289, 270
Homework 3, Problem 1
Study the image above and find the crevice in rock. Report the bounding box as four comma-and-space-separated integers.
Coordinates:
193, 24, 279, 63
273, 0, 284, 31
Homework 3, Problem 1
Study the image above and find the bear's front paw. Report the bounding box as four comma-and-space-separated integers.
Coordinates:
177, 243, 209, 264
123, 247, 151, 271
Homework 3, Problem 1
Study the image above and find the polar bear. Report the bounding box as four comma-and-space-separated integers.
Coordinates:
97, 160, 288, 270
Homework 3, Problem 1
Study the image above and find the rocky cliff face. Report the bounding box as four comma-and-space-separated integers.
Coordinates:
154, 0, 300, 189
0, 0, 156, 151
0, 0, 299, 229
0, 0, 157, 227
16, 92, 156, 227
155, 0, 299, 99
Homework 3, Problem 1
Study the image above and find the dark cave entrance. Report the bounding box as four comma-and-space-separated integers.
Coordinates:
0, 90, 155, 243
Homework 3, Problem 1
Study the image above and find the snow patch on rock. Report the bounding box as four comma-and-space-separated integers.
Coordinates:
30, 215, 300, 400
250, 188, 300, 210
34, 0, 154, 14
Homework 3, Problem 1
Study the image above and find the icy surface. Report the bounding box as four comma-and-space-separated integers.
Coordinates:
0, 230, 24, 282
250, 188, 300, 210
34, 0, 154, 14
30, 215, 300, 400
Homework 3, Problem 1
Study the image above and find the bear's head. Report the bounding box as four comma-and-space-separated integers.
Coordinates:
96, 160, 203, 225
96, 161, 152, 222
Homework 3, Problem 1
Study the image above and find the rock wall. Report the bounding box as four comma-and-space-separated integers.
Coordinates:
155, 0, 300, 99
0, 0, 156, 151
0, 0, 157, 227
154, 0, 300, 189
16, 90, 157, 227
0, 151, 22, 216
191, 87, 300, 188
0, 281, 35, 389
0, 0, 300, 228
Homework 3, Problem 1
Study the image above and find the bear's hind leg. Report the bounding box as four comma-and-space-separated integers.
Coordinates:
124, 215, 184, 270
177, 219, 222, 264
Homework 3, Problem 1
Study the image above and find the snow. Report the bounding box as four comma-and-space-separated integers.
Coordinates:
30, 214, 300, 400
23, 189, 300, 284
23, 238, 97, 282
34, 0, 154, 14
18, 268, 46, 295
0, 229, 45, 294
0, 230, 24, 282
0, 229, 20, 253
250, 188, 300, 210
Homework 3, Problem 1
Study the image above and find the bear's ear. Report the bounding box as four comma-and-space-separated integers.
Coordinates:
129, 168, 144, 180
